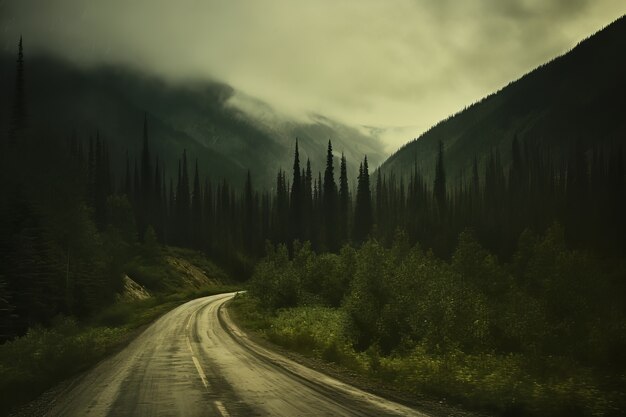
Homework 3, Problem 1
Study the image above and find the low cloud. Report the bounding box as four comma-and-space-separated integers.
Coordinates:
1, 0, 624, 152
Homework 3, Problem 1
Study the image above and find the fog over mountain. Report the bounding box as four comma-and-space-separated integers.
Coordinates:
0, 52, 385, 188
1, 0, 624, 152
380, 15, 626, 183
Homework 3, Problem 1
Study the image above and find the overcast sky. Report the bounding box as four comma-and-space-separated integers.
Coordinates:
1, 0, 624, 152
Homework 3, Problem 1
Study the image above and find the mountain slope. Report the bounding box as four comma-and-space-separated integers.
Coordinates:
0, 54, 385, 188
380, 15, 626, 183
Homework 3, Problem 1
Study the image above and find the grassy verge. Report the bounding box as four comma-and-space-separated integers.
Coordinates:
0, 283, 238, 416
229, 294, 625, 417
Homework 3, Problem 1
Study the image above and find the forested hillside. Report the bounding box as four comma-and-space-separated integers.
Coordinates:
0, 52, 384, 189
2, 14, 625, 417
230, 16, 626, 417
380, 15, 626, 184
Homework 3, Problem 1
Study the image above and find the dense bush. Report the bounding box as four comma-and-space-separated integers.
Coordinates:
246, 226, 626, 416
0, 316, 126, 415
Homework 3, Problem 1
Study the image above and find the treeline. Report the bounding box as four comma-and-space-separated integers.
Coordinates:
2, 37, 626, 344
90, 127, 626, 268
375, 136, 626, 259
79, 131, 378, 265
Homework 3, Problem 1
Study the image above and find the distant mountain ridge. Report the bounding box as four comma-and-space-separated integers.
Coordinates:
380, 15, 626, 183
0, 53, 385, 188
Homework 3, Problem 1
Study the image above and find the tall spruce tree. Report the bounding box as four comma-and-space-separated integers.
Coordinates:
323, 140, 339, 251
154, 158, 163, 238
94, 132, 107, 228
244, 170, 256, 253
191, 160, 202, 248
433, 140, 446, 215
133, 159, 140, 205
9, 36, 26, 144
339, 153, 350, 245
203, 179, 214, 251
139, 115, 153, 237
354, 156, 373, 243
304, 159, 313, 241
124, 152, 131, 196
290, 139, 303, 242
176, 151, 191, 245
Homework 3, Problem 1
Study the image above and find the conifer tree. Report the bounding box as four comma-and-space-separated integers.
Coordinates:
154, 158, 163, 238
339, 153, 350, 245
140, 114, 152, 201
138, 115, 153, 237
303, 159, 313, 241
471, 156, 480, 197
275, 170, 289, 243
133, 159, 140, 205
433, 140, 446, 215
509, 135, 524, 194
290, 139, 303, 242
124, 152, 131, 196
176, 151, 191, 245
375, 169, 383, 226
94, 132, 107, 228
323, 140, 339, 251
244, 170, 256, 253
203, 179, 213, 251
354, 156, 373, 243
167, 177, 175, 244
191, 160, 202, 247
87, 138, 95, 206
9, 36, 26, 144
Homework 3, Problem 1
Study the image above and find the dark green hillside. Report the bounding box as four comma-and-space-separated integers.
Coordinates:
381, 15, 626, 181
0, 54, 384, 188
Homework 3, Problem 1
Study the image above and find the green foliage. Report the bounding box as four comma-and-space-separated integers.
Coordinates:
343, 240, 389, 350
230, 294, 364, 370
106, 195, 137, 243
242, 226, 626, 416
141, 226, 161, 259
0, 316, 126, 415
0, 280, 239, 416
249, 241, 357, 311
248, 243, 299, 310
166, 247, 230, 283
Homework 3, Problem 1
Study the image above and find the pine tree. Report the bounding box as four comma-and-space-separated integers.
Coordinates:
509, 135, 524, 194
290, 139, 302, 242
9, 36, 26, 144
130, 157, 139, 206
167, 177, 175, 244
191, 160, 202, 248
85, 137, 94, 203
244, 170, 256, 253
93, 132, 107, 228
124, 151, 132, 196
138, 114, 153, 237
433, 140, 446, 215
154, 158, 163, 238
339, 153, 350, 245
472, 156, 480, 197
323, 140, 339, 251
274, 169, 289, 243
200, 179, 210, 249
140, 114, 152, 201
303, 159, 313, 241
176, 151, 191, 245
354, 156, 373, 243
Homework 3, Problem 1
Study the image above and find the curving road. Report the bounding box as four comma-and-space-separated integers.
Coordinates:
45, 293, 429, 416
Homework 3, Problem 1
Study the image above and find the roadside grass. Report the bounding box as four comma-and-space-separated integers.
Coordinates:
229, 293, 625, 417
0, 247, 239, 417
124, 246, 230, 292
